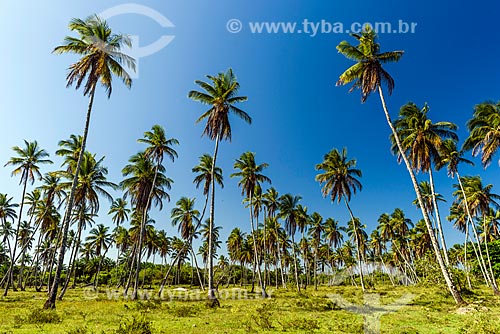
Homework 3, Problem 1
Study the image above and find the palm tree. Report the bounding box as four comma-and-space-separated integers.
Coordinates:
0, 195, 18, 278
4, 140, 52, 295
455, 176, 500, 294
308, 212, 324, 290
86, 224, 112, 288
120, 152, 172, 298
231, 152, 271, 297
109, 198, 130, 228
336, 26, 463, 304
392, 102, 457, 266
192, 154, 223, 222
315, 147, 365, 291
170, 197, 204, 289
227, 228, 245, 284
278, 193, 302, 292
189, 68, 250, 305
46, 15, 135, 309
132, 125, 178, 299
463, 102, 500, 168
263, 187, 286, 288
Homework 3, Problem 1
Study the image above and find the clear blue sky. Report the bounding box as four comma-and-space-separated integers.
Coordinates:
1, 0, 499, 253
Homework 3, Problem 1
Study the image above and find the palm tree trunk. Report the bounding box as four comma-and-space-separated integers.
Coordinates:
249, 192, 267, 298
206, 134, 220, 306
190, 246, 204, 290
343, 197, 365, 292
378, 86, 464, 305
457, 173, 497, 293
276, 231, 286, 288
44, 86, 96, 309
482, 216, 499, 292
3, 177, 28, 296
290, 234, 300, 292
59, 221, 82, 299
464, 222, 472, 290
428, 168, 450, 266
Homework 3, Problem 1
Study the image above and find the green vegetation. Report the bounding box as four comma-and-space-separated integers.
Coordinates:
0, 286, 498, 333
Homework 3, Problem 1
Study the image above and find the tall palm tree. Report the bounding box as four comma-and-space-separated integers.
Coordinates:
278, 193, 302, 292
192, 154, 224, 223
227, 228, 245, 284
4, 140, 52, 295
463, 102, 500, 168
392, 102, 457, 265
263, 187, 286, 288
315, 147, 365, 291
231, 152, 271, 298
120, 152, 172, 298
336, 26, 463, 304
189, 68, 250, 305
46, 15, 135, 309
132, 125, 178, 299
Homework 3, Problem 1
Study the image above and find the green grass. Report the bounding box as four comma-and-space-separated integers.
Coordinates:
0, 285, 499, 333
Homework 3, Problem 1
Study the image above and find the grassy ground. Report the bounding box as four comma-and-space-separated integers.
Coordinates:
0, 285, 499, 333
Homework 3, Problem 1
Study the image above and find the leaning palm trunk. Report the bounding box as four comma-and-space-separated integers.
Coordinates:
429, 168, 450, 266
44, 86, 96, 309
378, 86, 464, 305
464, 223, 472, 289
59, 221, 83, 299
343, 197, 365, 292
482, 216, 499, 291
457, 174, 498, 293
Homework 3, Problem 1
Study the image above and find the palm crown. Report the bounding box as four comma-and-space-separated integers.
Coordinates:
336, 26, 404, 102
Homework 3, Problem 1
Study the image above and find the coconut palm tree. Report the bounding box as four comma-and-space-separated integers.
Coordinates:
4, 140, 52, 295
192, 154, 223, 222
227, 228, 245, 284
336, 26, 463, 304
463, 102, 500, 168
109, 198, 130, 228
392, 102, 457, 266
263, 187, 286, 288
86, 224, 112, 288
315, 147, 365, 291
46, 15, 135, 309
231, 152, 271, 297
0, 194, 18, 282
278, 193, 302, 292
171, 197, 204, 289
455, 176, 500, 294
132, 125, 178, 299
189, 68, 250, 305
121, 152, 172, 298
308, 212, 324, 290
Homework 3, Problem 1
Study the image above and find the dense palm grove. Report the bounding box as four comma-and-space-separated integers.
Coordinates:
1, 16, 500, 310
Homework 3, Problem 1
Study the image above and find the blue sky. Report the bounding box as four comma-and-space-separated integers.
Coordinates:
1, 0, 499, 254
